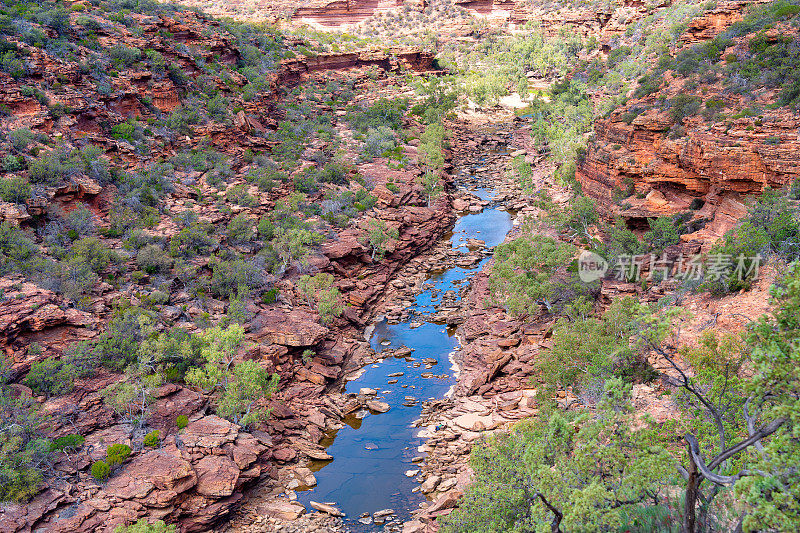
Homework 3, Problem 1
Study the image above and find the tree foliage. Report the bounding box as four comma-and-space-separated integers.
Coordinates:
489, 233, 590, 316
184, 325, 278, 427
440, 380, 673, 533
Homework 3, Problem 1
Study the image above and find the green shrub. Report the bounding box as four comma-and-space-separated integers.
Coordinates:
91, 460, 110, 481
176, 415, 188, 429
669, 94, 702, 123
643, 216, 682, 254
108, 45, 142, 67
106, 443, 132, 467
169, 223, 217, 257
28, 148, 80, 185
0, 222, 41, 276
0, 378, 51, 502
69, 237, 114, 273
209, 257, 264, 298
261, 287, 278, 304
49, 434, 85, 452
136, 244, 172, 274
316, 162, 349, 184
114, 519, 176, 533
94, 307, 155, 371
489, 234, 590, 316
0, 177, 31, 203
142, 430, 160, 448
8, 128, 35, 151
596, 218, 644, 271
702, 188, 800, 293
226, 214, 253, 245
24, 344, 95, 397
225, 184, 257, 207
347, 98, 408, 132
293, 172, 317, 194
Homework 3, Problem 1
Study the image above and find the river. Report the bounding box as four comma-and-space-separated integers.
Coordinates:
294, 145, 515, 530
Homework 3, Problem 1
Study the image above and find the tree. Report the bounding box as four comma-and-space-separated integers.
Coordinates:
362, 219, 400, 260
274, 226, 315, 273
488, 234, 590, 316
421, 171, 443, 207
643, 264, 800, 532
297, 273, 344, 324
0, 358, 51, 502
440, 379, 673, 533
185, 325, 279, 427
537, 296, 653, 404
560, 196, 598, 242
419, 122, 445, 172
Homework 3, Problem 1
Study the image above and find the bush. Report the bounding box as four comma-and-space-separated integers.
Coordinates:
142, 430, 160, 448
225, 184, 257, 207
69, 237, 114, 273
0, 222, 41, 276
702, 188, 800, 293
670, 94, 702, 123
209, 257, 265, 298
184, 325, 279, 427
176, 415, 188, 429
169, 223, 217, 257
361, 127, 397, 160
8, 128, 35, 151
316, 162, 349, 184
24, 344, 95, 397
489, 234, 591, 316
0, 378, 51, 502
0, 177, 31, 203
226, 214, 253, 245
136, 244, 172, 274
50, 434, 85, 452
106, 443, 132, 467
347, 98, 407, 132
643, 216, 682, 254
94, 307, 155, 371
91, 460, 110, 481
114, 519, 176, 533
28, 148, 80, 185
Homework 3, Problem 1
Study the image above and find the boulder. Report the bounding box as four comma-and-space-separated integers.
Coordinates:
194, 455, 240, 497
254, 309, 328, 347
309, 501, 344, 517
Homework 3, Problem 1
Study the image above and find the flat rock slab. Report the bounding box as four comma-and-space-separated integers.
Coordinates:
254, 308, 328, 347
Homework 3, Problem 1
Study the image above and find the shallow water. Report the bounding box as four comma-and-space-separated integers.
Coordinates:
295, 186, 513, 529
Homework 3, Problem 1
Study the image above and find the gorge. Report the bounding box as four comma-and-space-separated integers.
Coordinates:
1, 1, 799, 532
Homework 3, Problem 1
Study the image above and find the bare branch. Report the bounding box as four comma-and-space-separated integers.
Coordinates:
684, 416, 787, 486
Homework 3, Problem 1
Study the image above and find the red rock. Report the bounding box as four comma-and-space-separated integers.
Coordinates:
194, 455, 240, 497
253, 309, 328, 347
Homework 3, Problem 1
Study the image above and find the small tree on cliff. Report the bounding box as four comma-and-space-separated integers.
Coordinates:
185, 325, 278, 427
362, 219, 400, 260
419, 122, 446, 207
297, 273, 344, 324
488, 233, 590, 316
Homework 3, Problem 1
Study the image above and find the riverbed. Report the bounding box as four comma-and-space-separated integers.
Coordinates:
295, 160, 514, 529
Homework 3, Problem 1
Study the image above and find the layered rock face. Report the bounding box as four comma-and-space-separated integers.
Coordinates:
277, 49, 437, 87
292, 0, 414, 26
577, 5, 800, 243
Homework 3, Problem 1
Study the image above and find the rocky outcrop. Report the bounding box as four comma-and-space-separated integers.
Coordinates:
292, 0, 411, 26
577, 18, 800, 244
0, 409, 269, 533
277, 49, 438, 88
